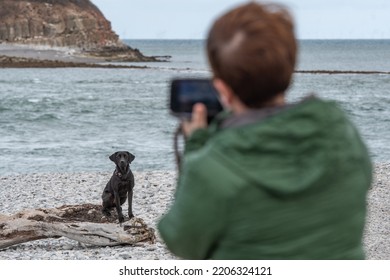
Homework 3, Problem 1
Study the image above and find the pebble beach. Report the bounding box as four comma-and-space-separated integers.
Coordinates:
0, 164, 389, 260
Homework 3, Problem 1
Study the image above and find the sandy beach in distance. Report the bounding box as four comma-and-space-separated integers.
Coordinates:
0, 163, 389, 260
0, 43, 105, 63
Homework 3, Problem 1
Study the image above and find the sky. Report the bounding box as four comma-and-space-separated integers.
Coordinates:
91, 0, 390, 40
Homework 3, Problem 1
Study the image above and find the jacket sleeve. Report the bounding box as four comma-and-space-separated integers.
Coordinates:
183, 111, 227, 154
184, 128, 209, 154
157, 158, 227, 259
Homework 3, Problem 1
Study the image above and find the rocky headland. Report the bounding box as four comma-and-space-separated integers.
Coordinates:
0, 0, 163, 65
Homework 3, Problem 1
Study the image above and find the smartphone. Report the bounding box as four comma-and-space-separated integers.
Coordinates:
170, 78, 223, 119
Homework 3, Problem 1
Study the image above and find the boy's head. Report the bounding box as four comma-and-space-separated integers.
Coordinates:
207, 2, 297, 108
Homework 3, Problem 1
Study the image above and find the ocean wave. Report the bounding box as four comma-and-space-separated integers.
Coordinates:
27, 98, 41, 103
295, 70, 390, 75
30, 113, 61, 122
75, 79, 126, 85
147, 66, 211, 74
0, 106, 11, 112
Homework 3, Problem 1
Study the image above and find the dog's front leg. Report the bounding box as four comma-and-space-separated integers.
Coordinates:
101, 190, 112, 217
128, 189, 134, 219
114, 191, 124, 223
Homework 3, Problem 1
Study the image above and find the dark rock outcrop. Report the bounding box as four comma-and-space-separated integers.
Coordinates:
0, 54, 151, 68
0, 0, 158, 62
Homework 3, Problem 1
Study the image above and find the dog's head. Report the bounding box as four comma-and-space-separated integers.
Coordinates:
109, 151, 135, 174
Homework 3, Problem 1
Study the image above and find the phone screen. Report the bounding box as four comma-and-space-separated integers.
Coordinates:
170, 79, 223, 118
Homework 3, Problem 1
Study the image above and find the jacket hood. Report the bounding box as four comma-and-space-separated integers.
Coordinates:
209, 97, 369, 196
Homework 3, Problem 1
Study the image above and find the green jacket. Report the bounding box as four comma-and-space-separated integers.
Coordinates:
158, 97, 372, 259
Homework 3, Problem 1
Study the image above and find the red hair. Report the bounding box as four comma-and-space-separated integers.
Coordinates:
207, 2, 297, 108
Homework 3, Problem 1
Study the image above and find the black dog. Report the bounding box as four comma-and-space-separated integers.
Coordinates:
102, 151, 135, 223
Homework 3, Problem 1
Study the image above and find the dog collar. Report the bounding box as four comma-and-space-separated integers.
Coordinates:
115, 169, 129, 178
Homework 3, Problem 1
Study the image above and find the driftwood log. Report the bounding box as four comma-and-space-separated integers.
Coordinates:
0, 204, 155, 250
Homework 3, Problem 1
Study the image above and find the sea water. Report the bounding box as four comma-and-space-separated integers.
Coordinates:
0, 39, 389, 175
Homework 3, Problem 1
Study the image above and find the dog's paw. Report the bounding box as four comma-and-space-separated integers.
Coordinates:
118, 214, 125, 224
102, 208, 111, 217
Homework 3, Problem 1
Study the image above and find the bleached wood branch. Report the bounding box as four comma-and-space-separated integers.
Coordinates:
0, 204, 155, 250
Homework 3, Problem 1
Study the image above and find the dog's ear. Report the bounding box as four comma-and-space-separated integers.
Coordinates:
109, 152, 117, 162
127, 152, 135, 163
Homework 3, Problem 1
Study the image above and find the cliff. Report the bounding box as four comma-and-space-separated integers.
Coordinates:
0, 0, 157, 62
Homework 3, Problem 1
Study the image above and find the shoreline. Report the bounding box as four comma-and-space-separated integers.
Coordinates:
0, 163, 389, 260
0, 43, 169, 68
0, 43, 102, 63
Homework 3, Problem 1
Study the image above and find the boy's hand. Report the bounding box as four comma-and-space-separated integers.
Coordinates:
181, 103, 208, 137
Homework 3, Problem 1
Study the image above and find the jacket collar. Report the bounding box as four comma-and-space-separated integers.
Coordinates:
218, 95, 317, 129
